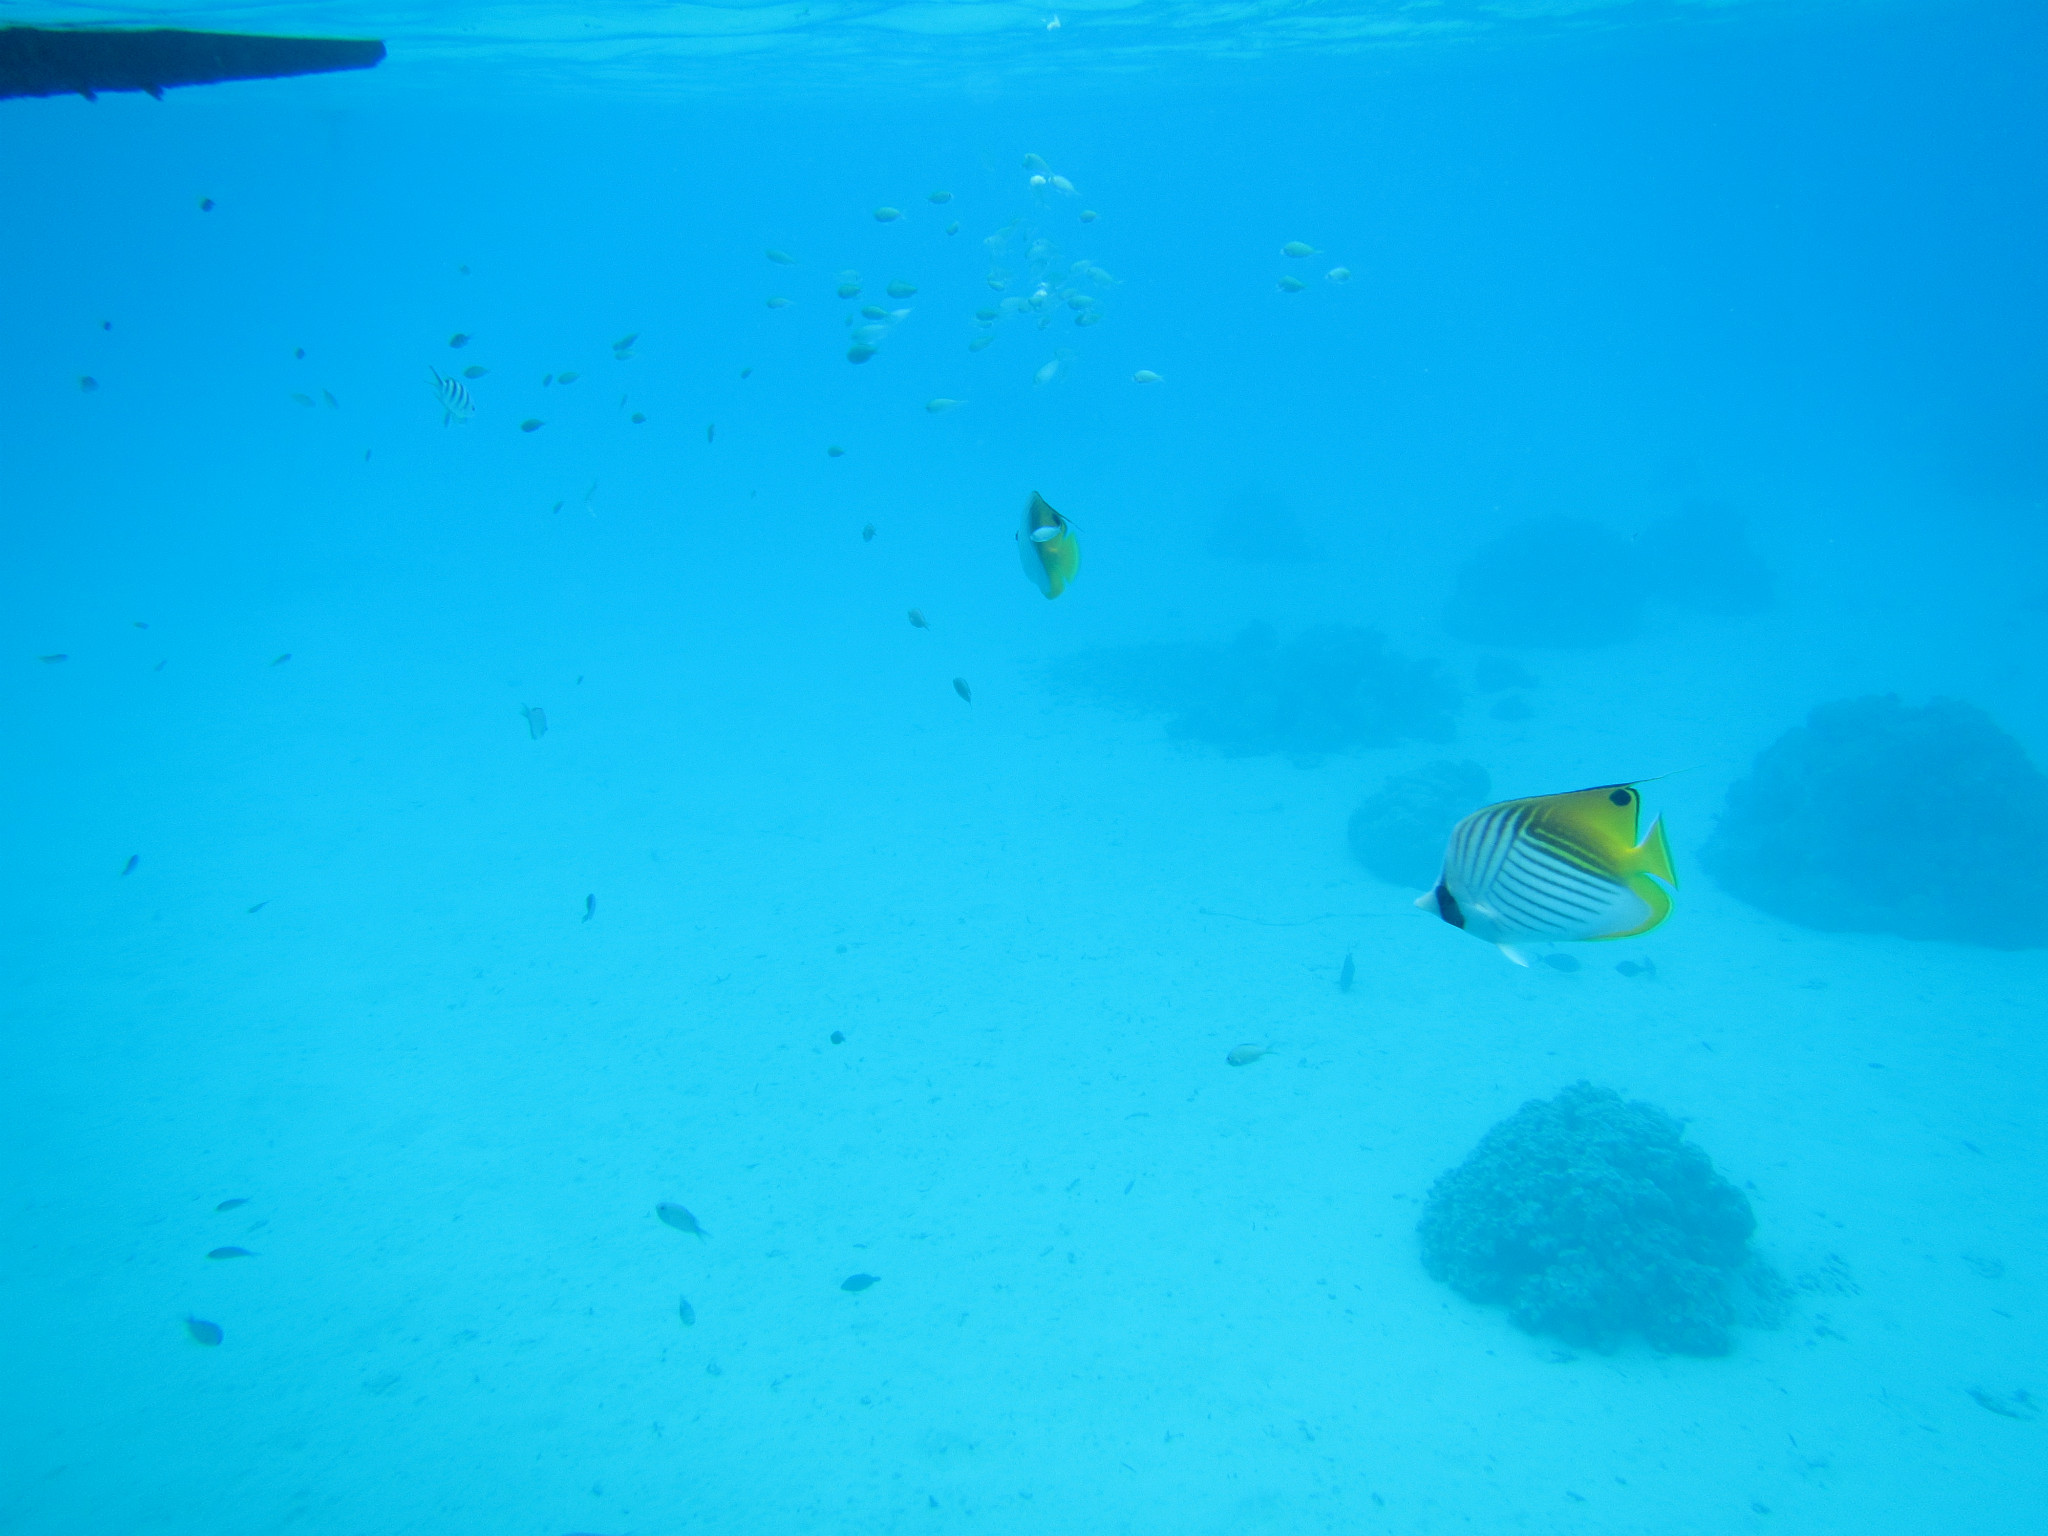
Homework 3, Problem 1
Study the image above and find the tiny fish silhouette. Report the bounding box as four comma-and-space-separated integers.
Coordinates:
953, 678, 972, 703
834, 447, 850, 460
321, 389, 339, 408
1615, 958, 1658, 978
462, 364, 488, 379
121, 855, 138, 877
520, 419, 543, 432
557, 371, 580, 384
657, 1203, 707, 1237
830, 1030, 846, 1044
859, 520, 873, 539
78, 375, 98, 392
198, 197, 214, 212
1539, 953, 1582, 973
246, 901, 268, 914
449, 332, 470, 348
522, 705, 548, 740
215, 1198, 249, 1212
1226, 1043, 1275, 1066
207, 1246, 253, 1260
37, 654, 66, 663
1338, 952, 1354, 992
185, 1316, 223, 1345
269, 654, 291, 666
841, 1273, 879, 1292
706, 423, 716, 444
582, 894, 595, 922
908, 609, 929, 630
675, 1295, 697, 1327
613, 332, 639, 352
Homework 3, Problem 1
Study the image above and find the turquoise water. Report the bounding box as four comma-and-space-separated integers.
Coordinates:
4, 1, 2045, 1531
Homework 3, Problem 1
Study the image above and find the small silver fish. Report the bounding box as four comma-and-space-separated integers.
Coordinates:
953, 677, 972, 703
841, 1273, 879, 1292
207, 1246, 253, 1260
1226, 1043, 1278, 1066
185, 1316, 223, 1346
522, 705, 547, 740
1338, 952, 1354, 992
121, 854, 138, 877
582, 893, 595, 922
678, 1296, 696, 1326
215, 1197, 249, 1211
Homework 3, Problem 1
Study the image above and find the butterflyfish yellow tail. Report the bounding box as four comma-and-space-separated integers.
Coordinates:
1602, 815, 1676, 940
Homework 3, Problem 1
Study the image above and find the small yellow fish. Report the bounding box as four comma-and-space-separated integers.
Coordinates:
969, 334, 995, 352
1132, 369, 1162, 384
908, 609, 929, 629
1079, 209, 1098, 223
557, 371, 579, 384
1327, 267, 1352, 283
1277, 276, 1306, 293
1282, 241, 1318, 258
929, 190, 953, 204
887, 280, 917, 298
766, 248, 796, 265
1226, 1043, 1278, 1066
767, 297, 793, 309
1418, 783, 1677, 965
926, 398, 963, 413
874, 206, 902, 222
1017, 492, 1080, 600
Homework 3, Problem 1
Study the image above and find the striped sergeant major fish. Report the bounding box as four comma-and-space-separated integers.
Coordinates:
1417, 782, 1676, 966
428, 368, 475, 425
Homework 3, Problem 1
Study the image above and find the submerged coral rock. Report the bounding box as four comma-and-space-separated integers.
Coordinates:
1700, 695, 2048, 949
1418, 1082, 1767, 1355
1348, 760, 1491, 888
1076, 623, 1459, 760
1445, 519, 1643, 648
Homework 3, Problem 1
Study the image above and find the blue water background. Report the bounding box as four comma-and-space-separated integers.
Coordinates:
3, 1, 2045, 1531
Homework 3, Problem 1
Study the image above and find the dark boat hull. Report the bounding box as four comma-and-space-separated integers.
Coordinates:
0, 26, 385, 101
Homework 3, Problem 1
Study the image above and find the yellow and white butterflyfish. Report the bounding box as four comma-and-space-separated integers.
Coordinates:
1016, 492, 1080, 600
1416, 782, 1676, 966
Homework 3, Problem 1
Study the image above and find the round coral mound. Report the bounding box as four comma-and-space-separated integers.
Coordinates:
1700, 695, 2048, 949
1418, 1082, 1766, 1355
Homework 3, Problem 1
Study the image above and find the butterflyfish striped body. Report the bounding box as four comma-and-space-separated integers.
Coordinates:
1017, 492, 1079, 600
1417, 783, 1676, 965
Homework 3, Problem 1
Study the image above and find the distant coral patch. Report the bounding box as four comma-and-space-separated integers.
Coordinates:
1419, 1082, 1777, 1356
1700, 695, 2048, 949
1444, 507, 1772, 648
1075, 623, 1459, 761
1348, 760, 1491, 889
